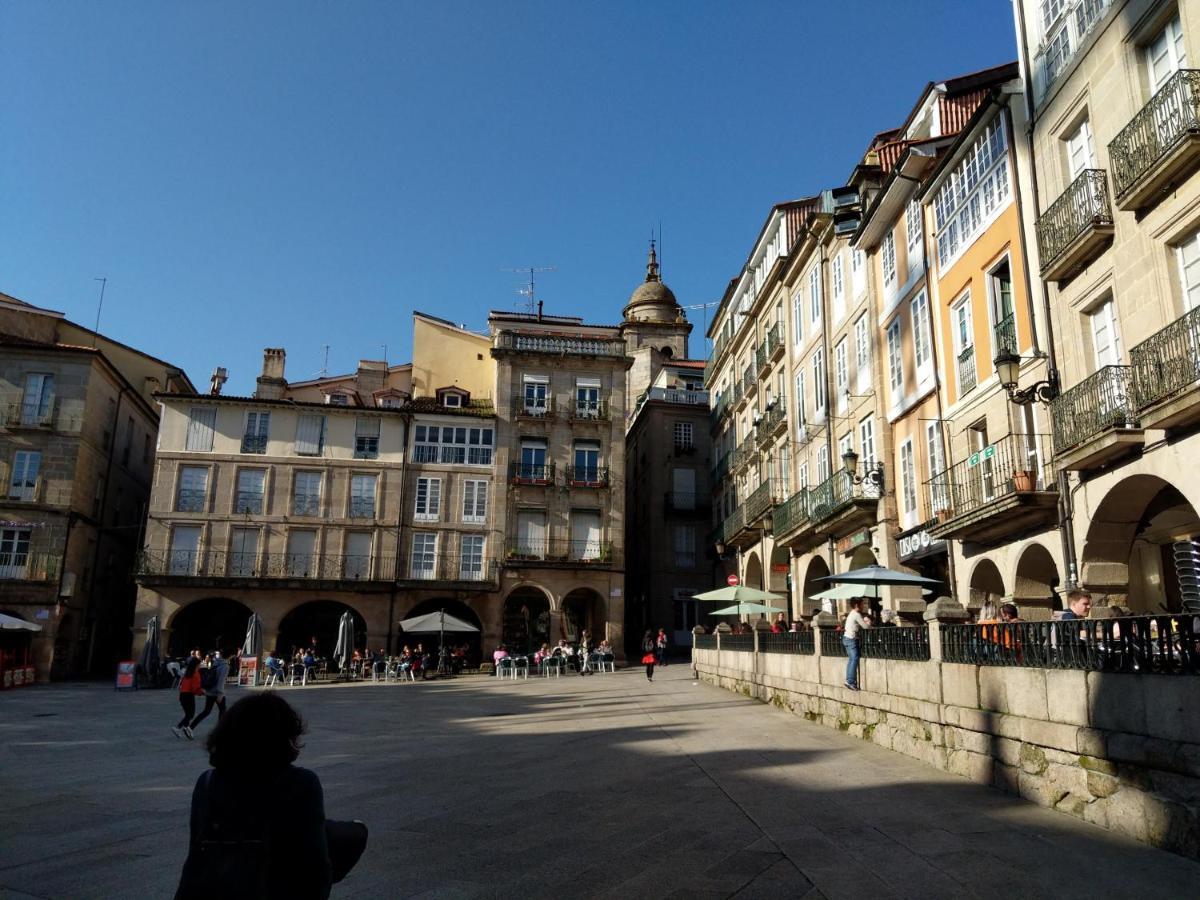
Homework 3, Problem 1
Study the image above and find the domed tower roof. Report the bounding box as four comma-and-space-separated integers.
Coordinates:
623, 239, 680, 324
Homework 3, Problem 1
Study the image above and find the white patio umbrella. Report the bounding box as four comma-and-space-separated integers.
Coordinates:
816, 565, 942, 589
0, 612, 41, 632
809, 584, 933, 601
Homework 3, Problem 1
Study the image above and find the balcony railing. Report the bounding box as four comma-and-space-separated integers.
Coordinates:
1, 399, 55, 428
504, 539, 615, 564
807, 465, 884, 525
1036, 169, 1113, 275
755, 403, 785, 442
943, 615, 1199, 674
494, 332, 627, 357
348, 498, 376, 519
718, 506, 744, 545
1050, 365, 1139, 453
292, 495, 321, 517
712, 452, 729, 484
137, 550, 398, 582
234, 491, 264, 514
743, 479, 776, 525
731, 435, 756, 470
765, 323, 783, 360
401, 554, 499, 584
513, 397, 555, 418
176, 490, 208, 513
509, 462, 555, 484
571, 399, 609, 420
992, 314, 1018, 357
643, 387, 709, 406
771, 489, 809, 538
927, 434, 1053, 522
709, 395, 729, 426
565, 466, 609, 487
957, 346, 977, 395
240, 434, 268, 454
731, 380, 744, 405
1130, 305, 1200, 412
1109, 69, 1200, 206
0, 552, 61, 582
741, 366, 755, 394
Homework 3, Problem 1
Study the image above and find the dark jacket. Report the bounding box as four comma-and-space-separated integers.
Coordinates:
176, 765, 331, 899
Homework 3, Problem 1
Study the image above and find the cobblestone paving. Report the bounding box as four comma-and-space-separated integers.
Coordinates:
2, 663, 1198, 898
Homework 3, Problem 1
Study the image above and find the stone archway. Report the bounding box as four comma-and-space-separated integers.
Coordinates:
502, 586, 552, 654
769, 545, 790, 595
744, 551, 764, 590
278, 600, 367, 659
1013, 543, 1060, 612
849, 546, 878, 570
802, 555, 831, 614
167, 597, 253, 657
562, 587, 607, 644
1081, 475, 1200, 613
400, 598, 484, 666
968, 559, 1005, 616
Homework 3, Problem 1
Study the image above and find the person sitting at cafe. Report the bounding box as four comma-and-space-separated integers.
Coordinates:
772, 612, 787, 634
596, 638, 613, 656
301, 650, 316, 680
534, 643, 551, 665
264, 652, 285, 677
492, 644, 509, 675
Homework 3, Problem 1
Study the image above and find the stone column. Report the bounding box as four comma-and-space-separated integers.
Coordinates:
715, 621, 730, 670
753, 617, 770, 681
922, 595, 969, 662
812, 611, 838, 658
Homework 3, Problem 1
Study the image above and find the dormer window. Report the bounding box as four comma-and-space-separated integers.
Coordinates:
435, 386, 470, 409
443, 394, 462, 408
327, 393, 350, 407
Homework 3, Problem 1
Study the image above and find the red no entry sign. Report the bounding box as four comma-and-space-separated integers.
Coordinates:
727, 574, 740, 586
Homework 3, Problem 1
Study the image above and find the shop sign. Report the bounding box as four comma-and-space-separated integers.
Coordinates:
836, 528, 871, 555
898, 529, 947, 561
770, 564, 789, 573
114, 660, 137, 692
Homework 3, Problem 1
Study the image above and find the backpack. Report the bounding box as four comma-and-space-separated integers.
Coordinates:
176, 771, 271, 899
199, 666, 217, 692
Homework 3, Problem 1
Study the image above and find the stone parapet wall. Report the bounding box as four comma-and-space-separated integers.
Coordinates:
693, 647, 1200, 859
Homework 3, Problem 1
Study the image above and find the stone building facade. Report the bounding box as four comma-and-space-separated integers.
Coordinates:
0, 292, 191, 680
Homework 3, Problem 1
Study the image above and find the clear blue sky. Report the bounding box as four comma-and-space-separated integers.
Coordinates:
1, 1, 1017, 394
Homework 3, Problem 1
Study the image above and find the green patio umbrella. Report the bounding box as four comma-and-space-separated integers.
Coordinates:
692, 585, 785, 605
709, 601, 781, 616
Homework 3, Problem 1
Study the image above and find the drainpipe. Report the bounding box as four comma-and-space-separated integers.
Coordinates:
387, 412, 410, 655
1012, 9, 1079, 591
814, 219, 838, 578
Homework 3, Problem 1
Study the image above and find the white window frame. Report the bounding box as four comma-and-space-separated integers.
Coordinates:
794, 370, 807, 430
886, 319, 903, 394
410, 532, 438, 579
809, 267, 821, 326
791, 289, 804, 346
460, 534, 486, 580
831, 253, 845, 321
811, 349, 826, 419
9, 450, 41, 502
859, 416, 876, 466
905, 199, 923, 258
881, 230, 897, 286
933, 118, 1011, 271
235, 468, 266, 514
912, 290, 932, 373
1177, 228, 1200, 312
350, 473, 378, 520
414, 476, 442, 521
900, 439, 918, 528
292, 470, 323, 517
462, 479, 488, 524
854, 314, 870, 394
834, 337, 849, 411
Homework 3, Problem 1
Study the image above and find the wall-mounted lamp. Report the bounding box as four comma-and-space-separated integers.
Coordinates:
842, 449, 881, 487
994, 350, 1059, 406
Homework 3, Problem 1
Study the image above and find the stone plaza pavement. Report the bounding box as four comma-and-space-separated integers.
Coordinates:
2, 662, 1199, 899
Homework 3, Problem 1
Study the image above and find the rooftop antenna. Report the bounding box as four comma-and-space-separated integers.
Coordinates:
381, 344, 387, 365
315, 345, 330, 379
502, 265, 556, 315
682, 301, 721, 345
91, 277, 107, 347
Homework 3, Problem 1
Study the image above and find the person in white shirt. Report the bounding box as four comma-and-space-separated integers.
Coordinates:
843, 598, 871, 691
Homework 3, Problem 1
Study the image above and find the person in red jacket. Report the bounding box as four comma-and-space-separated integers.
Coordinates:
173, 650, 204, 740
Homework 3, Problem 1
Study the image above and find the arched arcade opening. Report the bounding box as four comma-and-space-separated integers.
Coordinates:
400, 598, 484, 667
278, 600, 367, 659
502, 587, 551, 654
744, 552, 764, 590
802, 556, 831, 614
969, 559, 1005, 617
562, 587, 607, 644
1013, 543, 1060, 612
167, 597, 253, 658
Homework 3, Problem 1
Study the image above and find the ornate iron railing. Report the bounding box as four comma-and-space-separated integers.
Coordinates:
731, 380, 744, 405
861, 626, 931, 661
720, 634, 755, 652
1109, 69, 1200, 203
1050, 365, 1139, 452
1035, 169, 1113, 272
234, 491, 264, 514
505, 539, 615, 564
992, 314, 1018, 357
820, 629, 848, 657
348, 497, 376, 519
399, 554, 500, 584
565, 466, 610, 487
957, 345, 977, 395
571, 399, 610, 420
764, 323, 783, 358
1129, 305, 1200, 411
694, 633, 717, 650
719, 506, 744, 544
292, 495, 321, 517
240, 434, 268, 454
759, 631, 815, 655
0, 552, 61, 582
494, 332, 628, 357
806, 465, 883, 524
512, 396, 555, 418
176, 489, 208, 513
137, 550, 398, 581
926, 434, 1052, 520
756, 403, 785, 442
742, 366, 755, 394
755, 343, 767, 373
731, 435, 757, 470
743, 479, 775, 524
508, 462, 555, 484
771, 489, 809, 537
942, 615, 1200, 674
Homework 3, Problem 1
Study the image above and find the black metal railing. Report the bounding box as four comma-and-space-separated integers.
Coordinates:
292, 495, 321, 516
957, 346, 977, 395
942, 615, 1200, 674
756, 403, 785, 441
718, 506, 744, 545
571, 399, 609, 420
508, 462, 555, 484
807, 465, 883, 524
513, 397, 555, 418
743, 479, 775, 524
1109, 69, 1200, 203
240, 434, 268, 454
176, 489, 208, 513
0, 552, 61, 582
399, 554, 500, 584
926, 434, 1052, 521
993, 314, 1018, 357
2, 400, 55, 428
820, 630, 848, 657
1035, 169, 1113, 272
771, 489, 809, 537
861, 626, 931, 661
504, 539, 615, 564
759, 631, 815, 655
1050, 365, 1139, 452
137, 550, 399, 581
694, 634, 717, 650
566, 466, 609, 487
495, 332, 628, 357
234, 491, 264, 514
348, 498, 376, 519
1130, 305, 1200, 411
720, 634, 755, 652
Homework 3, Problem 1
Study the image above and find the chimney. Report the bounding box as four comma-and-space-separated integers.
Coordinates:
255, 348, 287, 400
355, 359, 387, 396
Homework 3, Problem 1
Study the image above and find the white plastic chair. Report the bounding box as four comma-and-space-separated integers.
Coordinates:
597, 653, 615, 673
496, 658, 515, 680
543, 656, 564, 678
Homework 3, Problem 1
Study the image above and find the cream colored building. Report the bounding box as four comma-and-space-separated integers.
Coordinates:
1017, 0, 1200, 613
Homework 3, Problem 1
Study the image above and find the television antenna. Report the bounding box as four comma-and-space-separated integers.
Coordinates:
315, 345, 330, 379
681, 300, 722, 343
502, 265, 556, 314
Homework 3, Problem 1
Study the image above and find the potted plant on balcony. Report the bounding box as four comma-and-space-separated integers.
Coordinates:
1011, 469, 1035, 492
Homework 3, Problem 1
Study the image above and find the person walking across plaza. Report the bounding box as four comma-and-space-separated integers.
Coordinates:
641, 630, 656, 682
843, 598, 871, 691
655, 627, 669, 667
173, 650, 204, 740
190, 651, 229, 732
578, 629, 593, 675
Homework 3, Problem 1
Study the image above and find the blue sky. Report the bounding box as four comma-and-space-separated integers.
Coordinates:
1, 1, 1017, 394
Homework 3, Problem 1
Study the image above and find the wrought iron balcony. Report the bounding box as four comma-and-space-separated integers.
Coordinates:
1109, 69, 1200, 210
1, 399, 55, 429
754, 343, 767, 374
957, 346, 977, 395
718, 506, 745, 546
512, 396, 555, 418
565, 465, 609, 487
731, 435, 757, 470
137, 550, 398, 583
927, 434, 1056, 543
400, 554, 499, 585
806, 466, 883, 528
1130, 305, 1200, 431
0, 551, 61, 582
765, 323, 784, 362
1050, 365, 1141, 469
743, 479, 777, 525
175, 489, 208, 513
240, 434, 268, 454
234, 491, 264, 514
993, 315, 1018, 357
755, 402, 786, 442
771, 489, 809, 539
731, 380, 744, 405
494, 332, 628, 358
348, 498, 376, 519
742, 366, 755, 394
292, 495, 321, 517
1036, 169, 1114, 280
504, 539, 615, 565
508, 462, 555, 485
571, 399, 609, 420
642, 387, 708, 406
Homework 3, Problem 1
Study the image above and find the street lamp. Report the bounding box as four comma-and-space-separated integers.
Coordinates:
994, 350, 1059, 406
841, 448, 881, 486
